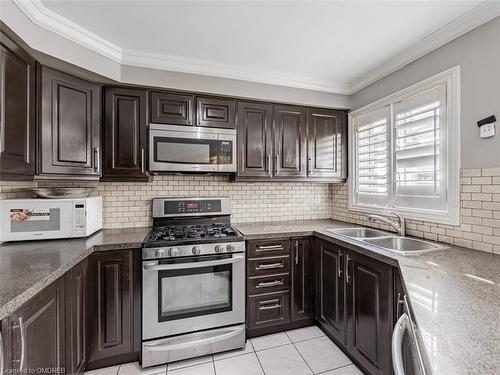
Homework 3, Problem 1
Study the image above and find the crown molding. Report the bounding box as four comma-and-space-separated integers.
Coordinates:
349, 0, 500, 93
11, 0, 500, 95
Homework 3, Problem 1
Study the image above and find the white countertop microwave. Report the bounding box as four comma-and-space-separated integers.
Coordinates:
0, 196, 102, 242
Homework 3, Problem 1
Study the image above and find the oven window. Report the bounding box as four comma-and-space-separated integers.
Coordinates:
154, 137, 217, 164
158, 263, 232, 322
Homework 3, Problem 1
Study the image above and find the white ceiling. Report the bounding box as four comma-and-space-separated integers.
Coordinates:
32, 0, 494, 93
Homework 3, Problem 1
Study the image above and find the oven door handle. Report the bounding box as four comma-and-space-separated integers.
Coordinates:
143, 325, 243, 352
143, 256, 244, 271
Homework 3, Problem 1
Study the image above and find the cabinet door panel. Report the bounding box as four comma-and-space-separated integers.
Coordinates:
0, 31, 35, 179
103, 87, 147, 180
88, 250, 134, 367
347, 252, 393, 375
307, 108, 346, 179
291, 238, 312, 321
274, 105, 306, 178
236, 101, 273, 178
6, 278, 65, 372
196, 97, 235, 128
316, 240, 345, 344
39, 66, 101, 177
150, 92, 194, 125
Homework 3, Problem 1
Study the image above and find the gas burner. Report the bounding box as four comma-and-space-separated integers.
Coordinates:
145, 223, 241, 246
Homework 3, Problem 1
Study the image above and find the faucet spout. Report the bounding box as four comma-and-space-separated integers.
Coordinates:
367, 212, 406, 236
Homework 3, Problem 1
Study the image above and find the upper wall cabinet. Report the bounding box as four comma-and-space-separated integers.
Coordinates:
196, 96, 235, 128
307, 108, 347, 180
38, 66, 101, 179
0, 31, 36, 180
150, 91, 194, 126
103, 87, 148, 181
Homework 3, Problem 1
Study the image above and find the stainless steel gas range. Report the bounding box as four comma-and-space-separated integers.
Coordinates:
141, 197, 245, 367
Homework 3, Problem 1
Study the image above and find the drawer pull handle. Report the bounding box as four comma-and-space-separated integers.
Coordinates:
257, 262, 283, 270
259, 303, 282, 311
257, 280, 283, 288
257, 245, 283, 251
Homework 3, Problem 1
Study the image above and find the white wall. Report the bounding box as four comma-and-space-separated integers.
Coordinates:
351, 16, 500, 168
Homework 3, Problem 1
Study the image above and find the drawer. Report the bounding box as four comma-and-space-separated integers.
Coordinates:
248, 273, 290, 295
248, 238, 290, 258
248, 291, 290, 330
247, 255, 290, 277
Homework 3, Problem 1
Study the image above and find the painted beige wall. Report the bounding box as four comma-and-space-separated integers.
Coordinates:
351, 16, 500, 168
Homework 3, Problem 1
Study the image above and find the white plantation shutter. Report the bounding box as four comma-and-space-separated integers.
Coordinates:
353, 106, 391, 207
393, 85, 447, 211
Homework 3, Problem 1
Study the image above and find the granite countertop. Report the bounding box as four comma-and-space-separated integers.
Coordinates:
0, 227, 151, 321
235, 219, 500, 375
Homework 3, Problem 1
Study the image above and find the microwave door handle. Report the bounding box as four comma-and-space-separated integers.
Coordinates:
143, 256, 244, 271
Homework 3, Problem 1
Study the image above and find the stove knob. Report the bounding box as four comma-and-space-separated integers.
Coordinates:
192, 246, 201, 255
155, 248, 165, 258
168, 247, 178, 257
215, 245, 224, 253
226, 244, 236, 252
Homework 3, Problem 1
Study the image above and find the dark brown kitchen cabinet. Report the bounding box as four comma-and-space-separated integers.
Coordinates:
346, 250, 393, 375
236, 101, 273, 178
273, 105, 307, 178
103, 87, 148, 181
65, 258, 89, 374
150, 91, 194, 125
3, 277, 66, 373
315, 240, 346, 345
196, 96, 235, 128
38, 66, 101, 179
87, 249, 137, 369
0, 30, 36, 180
307, 108, 347, 180
291, 238, 312, 321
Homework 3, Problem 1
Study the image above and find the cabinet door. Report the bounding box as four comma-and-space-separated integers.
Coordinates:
103, 87, 148, 181
196, 96, 235, 128
306, 108, 346, 179
150, 91, 194, 125
39, 66, 101, 178
346, 251, 393, 375
88, 250, 135, 368
315, 240, 346, 344
274, 105, 307, 178
65, 258, 88, 375
291, 238, 312, 321
236, 101, 273, 178
5, 277, 65, 373
0, 31, 36, 180
248, 291, 290, 332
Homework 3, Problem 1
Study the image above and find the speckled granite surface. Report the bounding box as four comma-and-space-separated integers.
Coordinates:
0, 227, 150, 320
236, 219, 500, 375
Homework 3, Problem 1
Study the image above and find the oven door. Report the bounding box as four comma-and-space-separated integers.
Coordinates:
142, 252, 245, 340
149, 125, 236, 172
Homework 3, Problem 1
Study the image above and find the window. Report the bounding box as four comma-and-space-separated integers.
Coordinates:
349, 67, 460, 225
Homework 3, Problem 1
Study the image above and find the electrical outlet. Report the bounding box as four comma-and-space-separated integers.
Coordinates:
480, 123, 495, 138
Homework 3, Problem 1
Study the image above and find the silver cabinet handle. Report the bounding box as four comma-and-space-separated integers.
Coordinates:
259, 304, 282, 310
18, 317, 25, 371
392, 312, 409, 375
294, 240, 299, 265
93, 147, 100, 174
257, 280, 283, 288
396, 293, 405, 319
345, 254, 352, 284
141, 148, 145, 173
256, 262, 283, 270
338, 251, 343, 278
308, 156, 312, 174
266, 154, 271, 174
0, 331, 4, 375
274, 154, 279, 174
256, 245, 283, 251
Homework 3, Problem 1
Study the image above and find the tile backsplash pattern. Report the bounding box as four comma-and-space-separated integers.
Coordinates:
1, 176, 332, 228
330, 167, 500, 255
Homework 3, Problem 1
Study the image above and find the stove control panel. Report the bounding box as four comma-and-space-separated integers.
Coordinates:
142, 241, 245, 260
152, 197, 231, 218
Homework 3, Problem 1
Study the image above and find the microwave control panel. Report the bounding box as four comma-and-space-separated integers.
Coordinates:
72, 202, 86, 234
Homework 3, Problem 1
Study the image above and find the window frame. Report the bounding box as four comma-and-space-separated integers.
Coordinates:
348, 66, 461, 225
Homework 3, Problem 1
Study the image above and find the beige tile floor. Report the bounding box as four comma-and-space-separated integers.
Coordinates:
84, 326, 364, 375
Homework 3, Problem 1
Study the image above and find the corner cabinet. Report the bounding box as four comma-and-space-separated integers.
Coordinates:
102, 87, 148, 181
38, 66, 101, 179
0, 30, 36, 180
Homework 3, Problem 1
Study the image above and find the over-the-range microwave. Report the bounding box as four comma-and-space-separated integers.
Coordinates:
149, 124, 236, 173
0, 196, 102, 242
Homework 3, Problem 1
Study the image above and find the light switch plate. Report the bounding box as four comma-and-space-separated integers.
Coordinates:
480, 123, 495, 138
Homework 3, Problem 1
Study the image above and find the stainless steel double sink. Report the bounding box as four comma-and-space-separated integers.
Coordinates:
326, 227, 447, 255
